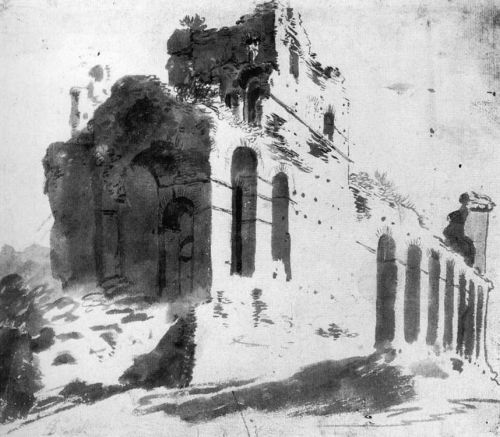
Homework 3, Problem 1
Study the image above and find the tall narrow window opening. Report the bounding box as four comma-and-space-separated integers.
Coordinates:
375, 234, 397, 348
404, 244, 421, 343
426, 250, 441, 346
271, 172, 291, 281
231, 147, 257, 276
443, 260, 455, 349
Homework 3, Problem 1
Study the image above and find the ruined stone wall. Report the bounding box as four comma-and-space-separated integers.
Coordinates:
44, 76, 214, 300
166, 2, 278, 123
41, 2, 494, 384
350, 182, 493, 366
166, 3, 493, 378
195, 111, 493, 381
43, 138, 95, 287
271, 5, 350, 160
166, 3, 350, 163
206, 91, 351, 284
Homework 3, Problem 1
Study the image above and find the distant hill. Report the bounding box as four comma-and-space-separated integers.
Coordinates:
0, 244, 53, 287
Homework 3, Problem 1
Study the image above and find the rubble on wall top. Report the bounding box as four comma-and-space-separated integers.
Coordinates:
465, 191, 495, 212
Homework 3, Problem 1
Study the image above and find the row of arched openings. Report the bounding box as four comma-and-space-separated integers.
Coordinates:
115, 146, 291, 300
375, 234, 484, 360
230, 147, 291, 280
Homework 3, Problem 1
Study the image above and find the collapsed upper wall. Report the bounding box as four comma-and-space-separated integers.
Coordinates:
270, 4, 350, 161
91, 76, 212, 190
166, 1, 351, 167
166, 1, 278, 104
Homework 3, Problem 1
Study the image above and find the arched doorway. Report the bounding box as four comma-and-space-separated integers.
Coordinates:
443, 260, 455, 350
456, 273, 467, 356
120, 165, 159, 296
272, 172, 291, 281
231, 147, 258, 277
476, 285, 484, 359
404, 244, 421, 343
159, 197, 195, 299
464, 280, 475, 360
426, 250, 441, 346
375, 234, 397, 348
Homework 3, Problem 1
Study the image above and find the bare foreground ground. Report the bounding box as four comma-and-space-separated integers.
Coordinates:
1, 247, 499, 436
2, 361, 500, 437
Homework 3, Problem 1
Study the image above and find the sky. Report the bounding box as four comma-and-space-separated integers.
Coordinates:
0, 0, 499, 287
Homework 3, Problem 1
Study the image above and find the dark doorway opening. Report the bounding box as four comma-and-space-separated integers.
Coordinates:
159, 197, 195, 299
272, 172, 291, 281
443, 260, 455, 350
426, 251, 441, 346
375, 234, 397, 348
231, 147, 258, 277
404, 244, 421, 343
233, 186, 244, 275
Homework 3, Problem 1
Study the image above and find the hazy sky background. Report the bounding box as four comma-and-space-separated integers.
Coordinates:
1, 0, 499, 290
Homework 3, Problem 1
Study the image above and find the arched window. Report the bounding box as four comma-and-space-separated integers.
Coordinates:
231, 147, 258, 277
456, 273, 467, 356
443, 260, 455, 350
404, 244, 421, 343
464, 280, 476, 360
426, 250, 441, 346
475, 285, 484, 359
272, 172, 291, 281
323, 109, 335, 141
159, 197, 195, 299
375, 234, 397, 347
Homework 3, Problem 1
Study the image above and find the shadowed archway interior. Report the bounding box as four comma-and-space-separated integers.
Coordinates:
159, 197, 195, 299
375, 234, 397, 348
404, 244, 421, 344
231, 147, 258, 277
271, 172, 291, 281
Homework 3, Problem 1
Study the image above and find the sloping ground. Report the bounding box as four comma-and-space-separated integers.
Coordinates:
3, 351, 414, 433
0, 268, 180, 422
0, 274, 377, 423
33, 292, 173, 393
3, 353, 499, 436
0, 246, 498, 434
